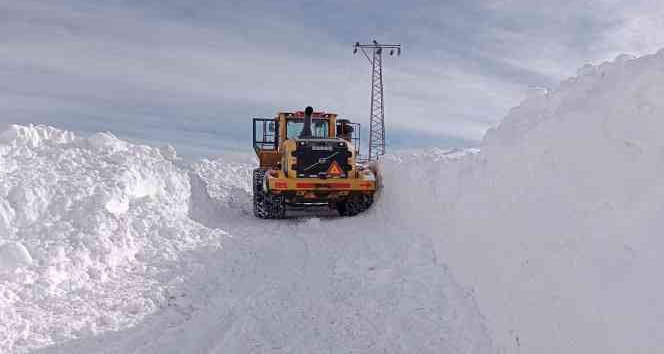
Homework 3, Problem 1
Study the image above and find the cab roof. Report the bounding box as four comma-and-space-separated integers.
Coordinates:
278, 111, 337, 119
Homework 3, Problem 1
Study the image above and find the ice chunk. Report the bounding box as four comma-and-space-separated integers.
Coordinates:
105, 197, 130, 215
0, 242, 33, 269
87, 132, 128, 151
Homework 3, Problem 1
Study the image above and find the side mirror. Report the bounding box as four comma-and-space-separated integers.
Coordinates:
268, 122, 275, 133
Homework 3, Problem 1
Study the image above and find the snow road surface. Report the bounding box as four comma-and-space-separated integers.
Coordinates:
4, 50, 664, 353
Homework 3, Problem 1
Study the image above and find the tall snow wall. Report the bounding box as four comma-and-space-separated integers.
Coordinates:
377, 51, 664, 353
0, 125, 227, 352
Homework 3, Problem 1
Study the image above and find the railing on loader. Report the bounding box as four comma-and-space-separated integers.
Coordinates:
252, 118, 278, 152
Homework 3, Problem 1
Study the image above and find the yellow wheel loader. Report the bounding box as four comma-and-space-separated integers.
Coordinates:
252, 106, 376, 219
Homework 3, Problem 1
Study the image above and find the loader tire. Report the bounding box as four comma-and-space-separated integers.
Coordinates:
253, 169, 286, 219
337, 194, 373, 217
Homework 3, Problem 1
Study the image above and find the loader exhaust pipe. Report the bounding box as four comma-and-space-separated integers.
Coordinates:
299, 106, 314, 138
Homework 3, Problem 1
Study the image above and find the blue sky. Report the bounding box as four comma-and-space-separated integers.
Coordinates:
1, 0, 664, 158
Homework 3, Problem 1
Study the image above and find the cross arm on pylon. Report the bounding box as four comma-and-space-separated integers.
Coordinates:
353, 41, 402, 54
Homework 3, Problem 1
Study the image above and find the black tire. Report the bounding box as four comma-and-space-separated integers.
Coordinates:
253, 169, 267, 218
253, 169, 286, 219
337, 194, 373, 217
267, 193, 286, 219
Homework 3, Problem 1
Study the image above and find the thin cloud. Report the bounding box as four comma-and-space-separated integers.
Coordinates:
1, 0, 663, 156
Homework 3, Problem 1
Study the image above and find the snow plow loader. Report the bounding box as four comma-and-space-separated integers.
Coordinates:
252, 106, 376, 219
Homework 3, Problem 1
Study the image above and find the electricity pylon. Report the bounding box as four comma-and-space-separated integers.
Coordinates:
353, 40, 401, 161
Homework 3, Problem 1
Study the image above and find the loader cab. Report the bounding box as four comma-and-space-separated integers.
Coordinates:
253, 110, 361, 169
284, 111, 334, 140
253, 111, 336, 169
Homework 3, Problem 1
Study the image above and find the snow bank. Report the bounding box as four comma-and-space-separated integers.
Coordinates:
0, 125, 225, 353
379, 51, 664, 353
192, 158, 253, 213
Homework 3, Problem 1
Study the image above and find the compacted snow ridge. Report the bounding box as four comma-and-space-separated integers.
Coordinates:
380, 51, 664, 353
0, 125, 227, 353
3, 50, 664, 353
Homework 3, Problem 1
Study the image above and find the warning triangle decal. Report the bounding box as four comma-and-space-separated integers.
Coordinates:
327, 161, 343, 176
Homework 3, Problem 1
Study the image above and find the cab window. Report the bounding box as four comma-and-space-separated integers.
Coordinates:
286, 119, 329, 138
312, 120, 328, 137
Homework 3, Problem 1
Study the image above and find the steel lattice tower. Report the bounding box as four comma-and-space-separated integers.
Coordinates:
353, 40, 401, 161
